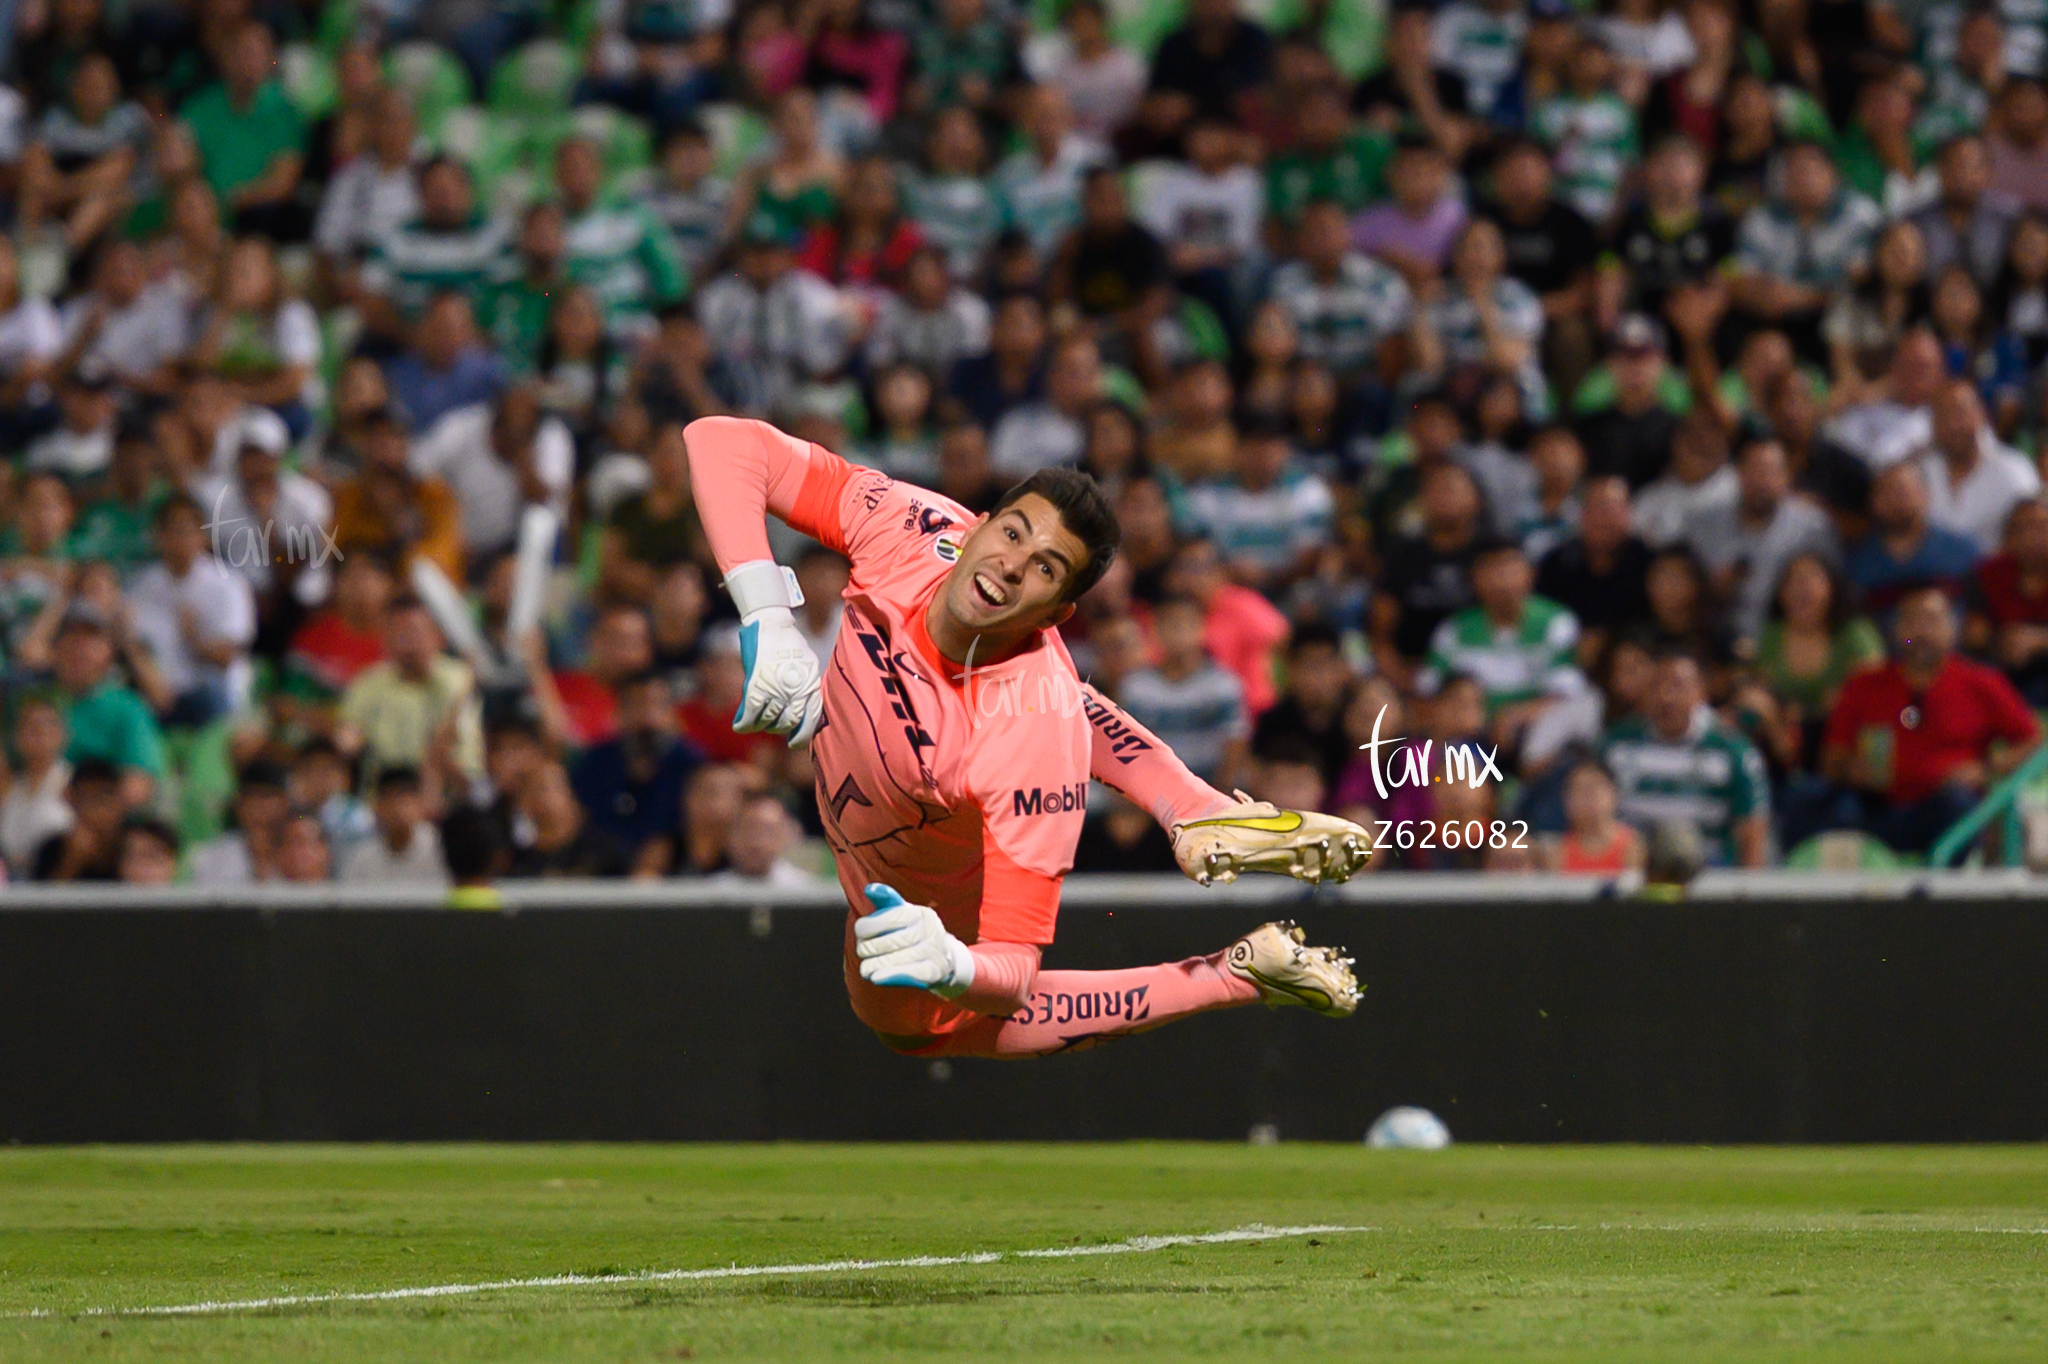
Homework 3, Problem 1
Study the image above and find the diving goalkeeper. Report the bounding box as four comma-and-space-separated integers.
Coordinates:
685, 417, 1368, 1057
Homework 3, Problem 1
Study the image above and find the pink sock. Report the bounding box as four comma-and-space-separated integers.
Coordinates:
921, 951, 1261, 1058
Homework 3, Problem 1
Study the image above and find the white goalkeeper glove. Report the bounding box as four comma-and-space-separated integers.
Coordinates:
726, 560, 824, 746
855, 884, 975, 998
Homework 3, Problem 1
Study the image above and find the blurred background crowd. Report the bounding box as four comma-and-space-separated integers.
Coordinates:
4, 0, 2048, 889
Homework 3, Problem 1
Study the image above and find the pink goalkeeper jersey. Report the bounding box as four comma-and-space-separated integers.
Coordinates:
686, 417, 1228, 951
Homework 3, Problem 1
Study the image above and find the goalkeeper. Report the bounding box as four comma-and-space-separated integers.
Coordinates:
686, 417, 1368, 1057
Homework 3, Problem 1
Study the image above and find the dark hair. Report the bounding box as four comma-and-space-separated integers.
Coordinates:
440, 803, 506, 883
1289, 619, 1343, 655
153, 492, 204, 529
991, 466, 1121, 602
121, 815, 180, 856
1766, 551, 1854, 633
68, 758, 122, 789
375, 764, 423, 795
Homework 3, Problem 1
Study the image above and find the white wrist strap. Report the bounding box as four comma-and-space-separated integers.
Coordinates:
932, 937, 977, 999
724, 560, 806, 620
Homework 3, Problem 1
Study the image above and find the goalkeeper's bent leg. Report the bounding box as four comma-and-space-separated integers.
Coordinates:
881, 952, 1260, 1058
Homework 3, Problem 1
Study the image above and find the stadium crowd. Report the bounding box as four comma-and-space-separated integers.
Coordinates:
4, 0, 2048, 888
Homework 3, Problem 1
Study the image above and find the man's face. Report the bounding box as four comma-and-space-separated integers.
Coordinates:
278, 817, 331, 882
1932, 382, 1985, 457
1614, 347, 1666, 402
1894, 590, 1957, 669
1421, 467, 1479, 533
619, 680, 674, 736
590, 611, 654, 681
54, 625, 111, 690
557, 140, 602, 209
1580, 478, 1632, 549
1737, 441, 1790, 509
1873, 464, 1928, 533
1290, 643, 1349, 711
1941, 140, 1990, 206
1646, 143, 1704, 205
70, 779, 124, 833
376, 786, 422, 839
228, 25, 271, 90
1391, 149, 1447, 212
386, 607, 440, 671
1299, 203, 1349, 269
1473, 551, 1531, 615
157, 509, 205, 568
521, 205, 565, 268
14, 704, 63, 768
1785, 148, 1837, 214
992, 298, 1046, 360
939, 494, 1091, 638
420, 164, 473, 225
1892, 332, 1943, 406
2003, 82, 2048, 143
1650, 659, 1704, 736
2011, 501, 2048, 564
1047, 343, 1101, 412
1494, 147, 1551, 209
119, 829, 177, 885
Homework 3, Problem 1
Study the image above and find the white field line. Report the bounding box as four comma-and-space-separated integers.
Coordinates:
11, 1222, 1373, 1321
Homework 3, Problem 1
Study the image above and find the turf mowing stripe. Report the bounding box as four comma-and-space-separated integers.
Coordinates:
12, 1223, 1374, 1320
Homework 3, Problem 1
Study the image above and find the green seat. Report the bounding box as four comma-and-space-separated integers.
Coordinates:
384, 42, 475, 140
163, 716, 241, 850
281, 43, 338, 120
490, 38, 580, 118
1784, 830, 1915, 872
567, 104, 654, 186
698, 102, 770, 179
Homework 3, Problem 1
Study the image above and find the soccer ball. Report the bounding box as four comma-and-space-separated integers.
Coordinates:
1365, 1106, 1452, 1149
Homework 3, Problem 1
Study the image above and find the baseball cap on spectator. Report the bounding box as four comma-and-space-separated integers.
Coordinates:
232, 407, 291, 457
237, 759, 291, 794
1611, 314, 1666, 357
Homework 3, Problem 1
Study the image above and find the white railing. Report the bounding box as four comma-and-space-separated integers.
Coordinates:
0, 868, 2041, 910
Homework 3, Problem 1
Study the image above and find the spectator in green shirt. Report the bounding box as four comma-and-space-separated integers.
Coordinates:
1268, 82, 1391, 225
1602, 652, 1771, 867
49, 603, 166, 810
178, 19, 308, 241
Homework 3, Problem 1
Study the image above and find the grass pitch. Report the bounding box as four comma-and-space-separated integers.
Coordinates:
2, 1145, 2045, 1361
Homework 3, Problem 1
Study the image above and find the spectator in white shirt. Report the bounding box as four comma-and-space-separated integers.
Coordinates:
1685, 436, 1841, 643
1823, 326, 1946, 473
409, 385, 575, 559
0, 231, 62, 444
1921, 377, 2042, 552
23, 368, 117, 482
190, 236, 325, 426
188, 760, 294, 887
864, 246, 991, 376
339, 765, 449, 885
989, 331, 1101, 477
124, 493, 259, 726
1138, 115, 1265, 326
1632, 410, 1739, 549
197, 432, 337, 615
0, 693, 72, 877
704, 795, 824, 889
1023, 0, 1147, 141
696, 229, 854, 413
56, 238, 190, 398
313, 85, 423, 272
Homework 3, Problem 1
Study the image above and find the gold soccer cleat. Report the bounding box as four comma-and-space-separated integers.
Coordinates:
1225, 920, 1361, 1017
1171, 796, 1373, 886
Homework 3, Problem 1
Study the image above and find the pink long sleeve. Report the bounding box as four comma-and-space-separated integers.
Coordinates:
1080, 682, 1234, 830
684, 416, 855, 573
956, 941, 1041, 1017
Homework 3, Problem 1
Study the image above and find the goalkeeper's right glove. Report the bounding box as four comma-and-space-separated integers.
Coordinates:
725, 559, 824, 746
854, 884, 976, 997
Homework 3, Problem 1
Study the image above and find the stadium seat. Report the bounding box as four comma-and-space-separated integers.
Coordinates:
281, 43, 339, 120
489, 38, 581, 119
384, 42, 476, 140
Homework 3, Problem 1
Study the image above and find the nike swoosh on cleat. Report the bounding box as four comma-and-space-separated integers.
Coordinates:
1181, 813, 1305, 834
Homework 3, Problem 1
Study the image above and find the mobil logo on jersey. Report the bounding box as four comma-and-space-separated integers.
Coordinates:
1012, 782, 1088, 817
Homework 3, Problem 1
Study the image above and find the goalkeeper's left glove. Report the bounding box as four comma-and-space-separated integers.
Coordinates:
854, 883, 975, 997
725, 559, 824, 746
